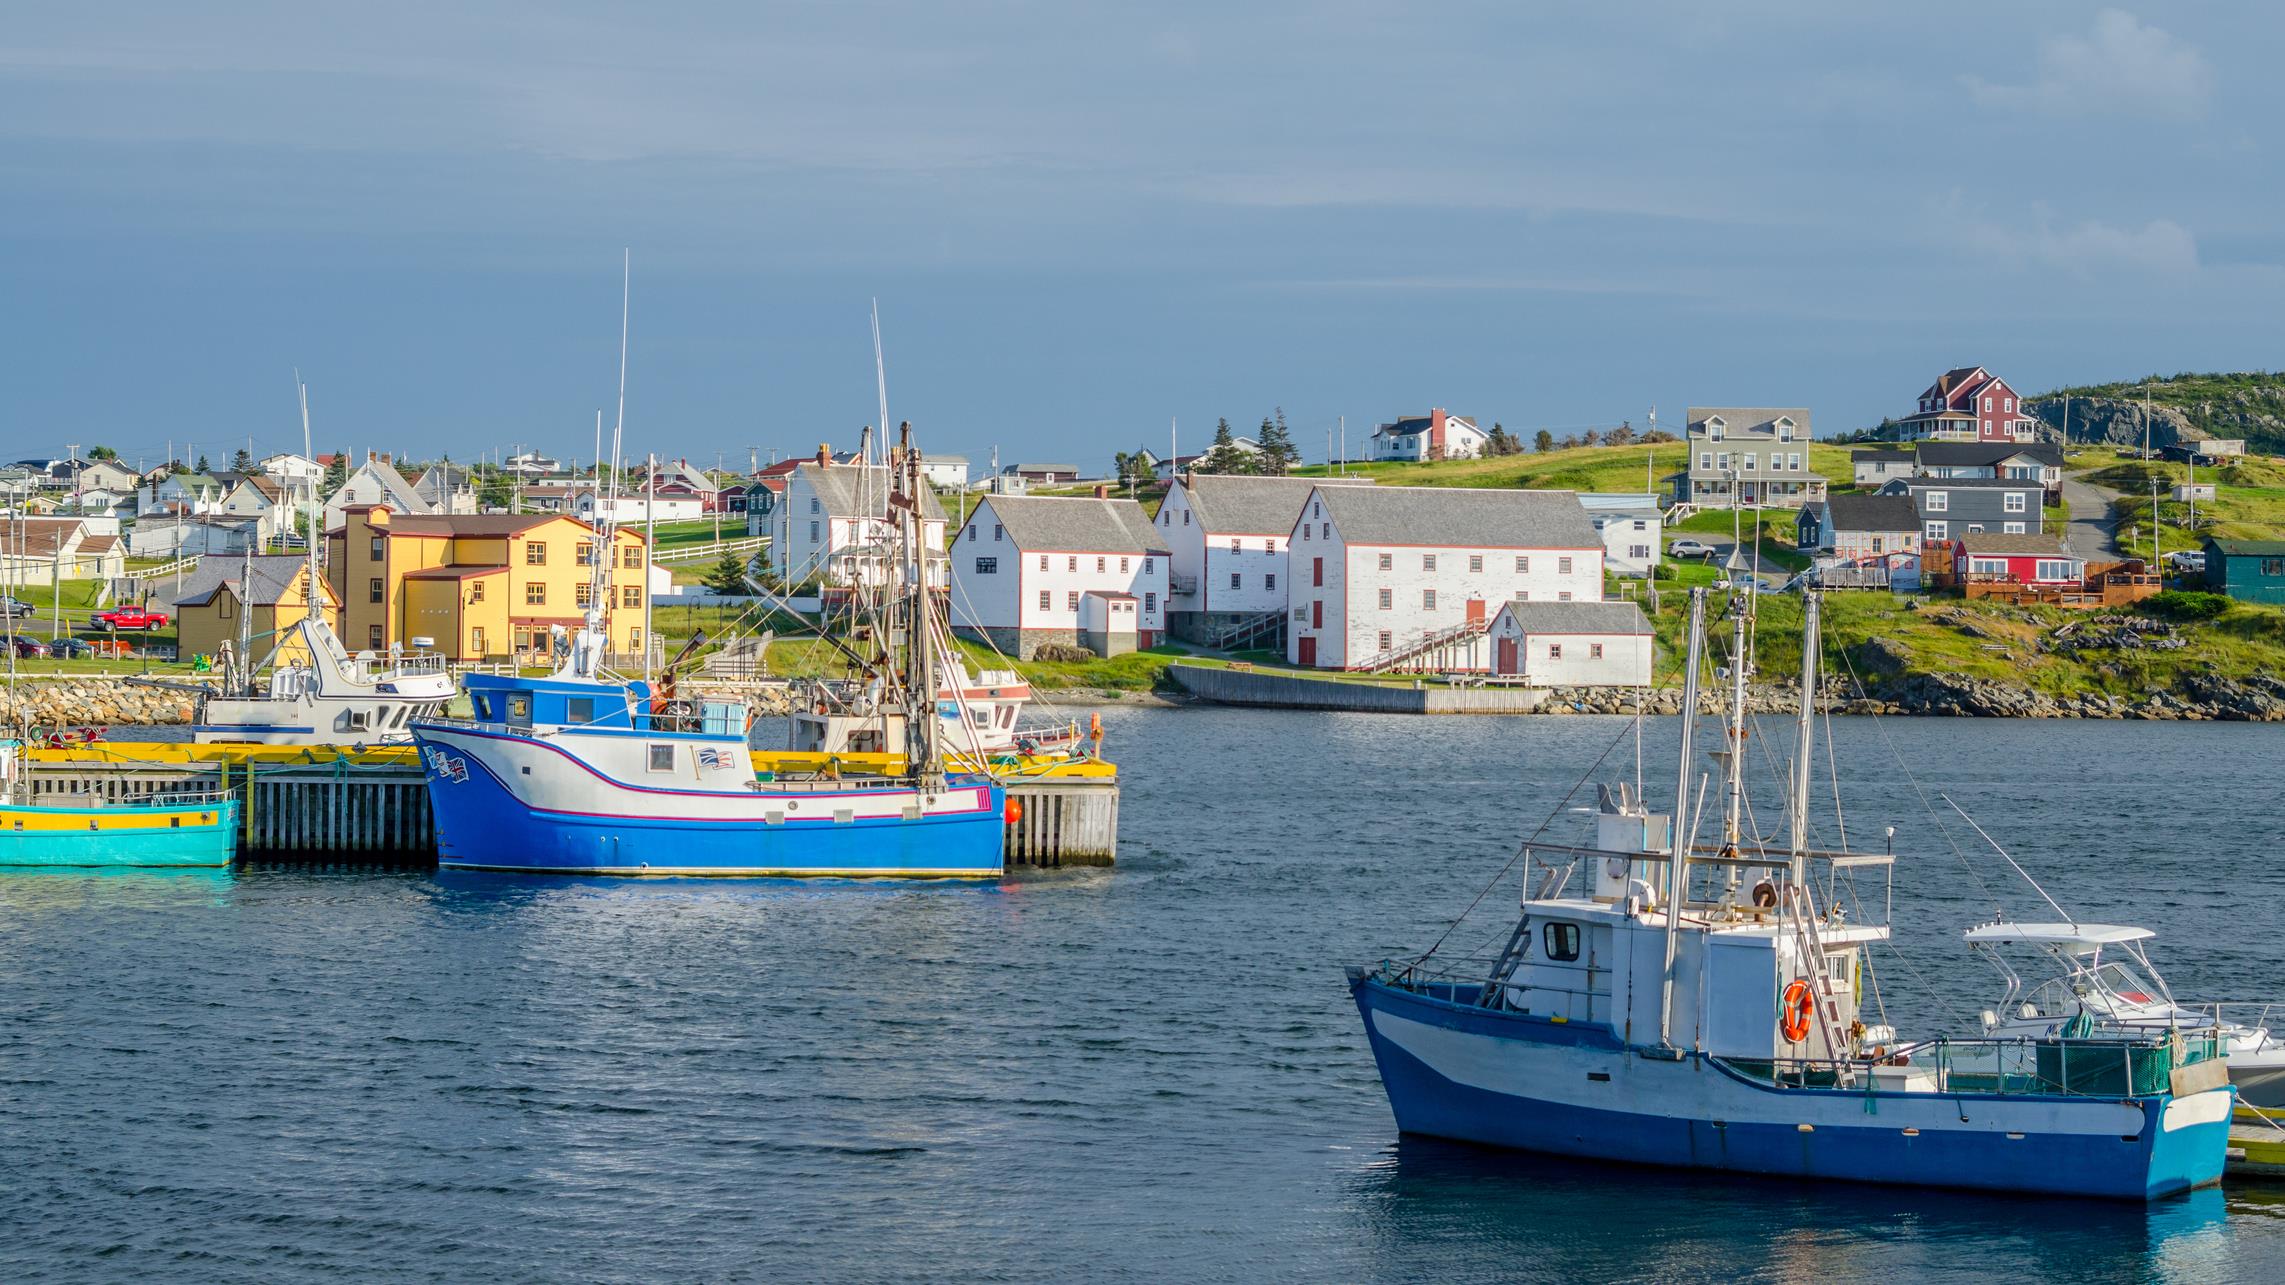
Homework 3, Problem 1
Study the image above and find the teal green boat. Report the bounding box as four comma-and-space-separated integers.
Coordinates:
0, 740, 238, 868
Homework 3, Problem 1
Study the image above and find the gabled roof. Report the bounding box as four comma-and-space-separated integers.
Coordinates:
0, 517, 93, 558
1916, 366, 1994, 410
1824, 494, 1921, 534
1494, 599, 1652, 635
1852, 448, 1914, 463
168, 554, 336, 609
1179, 474, 1373, 535
1686, 407, 1811, 437
795, 463, 951, 523
329, 459, 428, 512
1308, 485, 1602, 548
1917, 441, 2061, 467
1956, 531, 2069, 555
976, 495, 1168, 555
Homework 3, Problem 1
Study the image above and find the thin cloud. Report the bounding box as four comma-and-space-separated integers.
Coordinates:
1967, 9, 2211, 119
1946, 198, 2199, 275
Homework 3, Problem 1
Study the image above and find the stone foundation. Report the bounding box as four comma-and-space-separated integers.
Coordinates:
954, 625, 1080, 661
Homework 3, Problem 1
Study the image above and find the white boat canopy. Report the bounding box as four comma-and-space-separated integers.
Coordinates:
1964, 922, 2156, 950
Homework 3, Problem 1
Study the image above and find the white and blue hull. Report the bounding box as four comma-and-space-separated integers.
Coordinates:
1353, 975, 2233, 1201
413, 723, 1005, 878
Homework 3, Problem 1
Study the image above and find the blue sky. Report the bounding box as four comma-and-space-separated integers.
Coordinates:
3, 3, 2278, 474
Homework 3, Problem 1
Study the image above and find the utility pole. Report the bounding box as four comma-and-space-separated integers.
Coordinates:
714, 450, 724, 543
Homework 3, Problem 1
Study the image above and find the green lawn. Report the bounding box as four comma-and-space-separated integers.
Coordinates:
2089, 457, 2285, 543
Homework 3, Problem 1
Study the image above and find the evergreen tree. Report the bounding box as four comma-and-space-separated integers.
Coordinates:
87, 445, 117, 461
230, 447, 255, 473
479, 470, 514, 511
1533, 429, 1555, 454
1198, 417, 1257, 475
324, 451, 349, 492
1256, 410, 1299, 475
195, 454, 211, 474
703, 550, 752, 596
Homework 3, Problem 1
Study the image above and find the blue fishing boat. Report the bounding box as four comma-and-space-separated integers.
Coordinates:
409, 418, 1005, 878
1351, 589, 2233, 1200
0, 740, 238, 867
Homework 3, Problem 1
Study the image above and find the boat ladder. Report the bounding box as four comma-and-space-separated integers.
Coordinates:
1778, 883, 1858, 1081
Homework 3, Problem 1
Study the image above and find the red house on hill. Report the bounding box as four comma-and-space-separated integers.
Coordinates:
1899, 366, 2039, 443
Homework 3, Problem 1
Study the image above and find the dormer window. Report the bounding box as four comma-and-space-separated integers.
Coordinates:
1776, 417, 1794, 442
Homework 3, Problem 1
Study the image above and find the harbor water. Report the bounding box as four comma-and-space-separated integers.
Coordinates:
5, 709, 2284, 1282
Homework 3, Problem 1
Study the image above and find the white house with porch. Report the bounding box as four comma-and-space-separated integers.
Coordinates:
1487, 600, 1654, 686
765, 454, 949, 589
1284, 485, 1605, 671
950, 494, 1169, 659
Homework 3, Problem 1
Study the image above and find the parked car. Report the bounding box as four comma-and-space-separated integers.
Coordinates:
1669, 538, 1715, 559
0, 595, 33, 616
2164, 550, 2206, 575
90, 606, 169, 630
48, 637, 94, 658
8, 637, 50, 659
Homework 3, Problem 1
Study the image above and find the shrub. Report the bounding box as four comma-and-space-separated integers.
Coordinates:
2141, 590, 2231, 621
1652, 563, 1678, 581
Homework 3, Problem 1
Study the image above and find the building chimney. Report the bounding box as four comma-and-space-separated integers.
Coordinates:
817, 444, 833, 468
1093, 483, 1110, 499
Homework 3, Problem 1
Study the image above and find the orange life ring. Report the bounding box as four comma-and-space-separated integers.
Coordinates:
1779, 979, 1815, 1043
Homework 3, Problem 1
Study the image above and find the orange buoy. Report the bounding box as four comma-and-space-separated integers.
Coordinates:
1779, 978, 1815, 1043
1004, 797, 1024, 824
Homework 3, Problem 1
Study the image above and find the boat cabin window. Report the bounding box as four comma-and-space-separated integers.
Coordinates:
508, 694, 533, 729
2092, 960, 2159, 1005
1542, 922, 1581, 962
565, 697, 595, 726
473, 694, 497, 721
648, 744, 676, 772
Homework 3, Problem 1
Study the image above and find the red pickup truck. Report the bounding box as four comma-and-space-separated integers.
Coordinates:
91, 606, 170, 630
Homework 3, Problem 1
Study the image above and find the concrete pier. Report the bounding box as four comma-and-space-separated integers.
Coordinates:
1166, 663, 1552, 714
18, 743, 1117, 866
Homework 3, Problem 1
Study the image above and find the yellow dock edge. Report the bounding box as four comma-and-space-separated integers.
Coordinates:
26, 741, 419, 768
753, 750, 1117, 779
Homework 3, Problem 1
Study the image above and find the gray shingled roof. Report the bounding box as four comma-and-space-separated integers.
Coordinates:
1852, 448, 1914, 463
1825, 494, 1921, 533
799, 463, 950, 523
164, 554, 330, 609
1686, 407, 1812, 437
1916, 441, 2063, 467
1497, 600, 1651, 635
977, 495, 1168, 555
1181, 474, 1373, 535
1882, 477, 2043, 492
1311, 485, 1602, 549
1956, 531, 2069, 555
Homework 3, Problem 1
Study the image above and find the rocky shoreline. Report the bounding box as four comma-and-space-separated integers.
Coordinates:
1, 677, 214, 729
1523, 671, 2285, 721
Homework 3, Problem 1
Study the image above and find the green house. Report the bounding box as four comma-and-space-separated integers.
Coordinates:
2203, 537, 2285, 604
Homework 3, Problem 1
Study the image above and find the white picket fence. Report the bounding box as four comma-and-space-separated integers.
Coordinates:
653, 535, 769, 566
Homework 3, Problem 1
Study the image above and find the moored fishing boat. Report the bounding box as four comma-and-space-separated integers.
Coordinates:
1349, 588, 2235, 1200
0, 738, 237, 867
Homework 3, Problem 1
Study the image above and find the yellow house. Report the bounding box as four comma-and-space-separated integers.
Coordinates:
325, 506, 651, 661
173, 554, 340, 666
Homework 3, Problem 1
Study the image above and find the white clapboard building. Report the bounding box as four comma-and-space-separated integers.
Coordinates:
1577, 492, 1664, 578
950, 493, 1169, 658
765, 457, 949, 588
1487, 600, 1655, 686
1284, 485, 1606, 670
1156, 473, 1374, 647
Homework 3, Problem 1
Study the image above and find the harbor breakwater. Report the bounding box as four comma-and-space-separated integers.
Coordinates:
1, 677, 211, 728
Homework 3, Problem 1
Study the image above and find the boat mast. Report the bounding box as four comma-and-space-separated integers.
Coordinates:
296, 375, 322, 651
1719, 590, 1750, 860
1789, 591, 1820, 887
1659, 587, 1707, 1051
896, 421, 944, 792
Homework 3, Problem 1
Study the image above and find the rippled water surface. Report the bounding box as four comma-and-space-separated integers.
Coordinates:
5, 710, 2284, 1282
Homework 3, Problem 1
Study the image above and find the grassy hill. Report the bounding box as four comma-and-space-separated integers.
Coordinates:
1288, 439, 1858, 496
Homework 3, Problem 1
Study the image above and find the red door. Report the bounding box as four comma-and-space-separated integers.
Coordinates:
1312, 556, 1323, 587
1466, 598, 1486, 624
1297, 636, 1317, 667
1496, 637, 1518, 674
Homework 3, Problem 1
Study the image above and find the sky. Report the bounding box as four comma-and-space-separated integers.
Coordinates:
3, 3, 2280, 475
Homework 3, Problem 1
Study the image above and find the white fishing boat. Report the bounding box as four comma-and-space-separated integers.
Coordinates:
786, 664, 1086, 760
1968, 921, 2285, 1110
1349, 588, 2237, 1199
187, 381, 455, 744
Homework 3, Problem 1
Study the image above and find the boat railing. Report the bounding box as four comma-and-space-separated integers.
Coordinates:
1740, 1030, 2224, 1099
